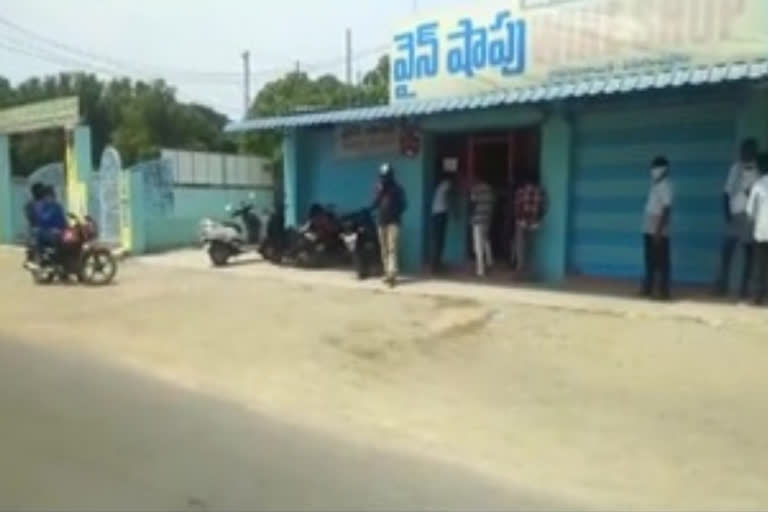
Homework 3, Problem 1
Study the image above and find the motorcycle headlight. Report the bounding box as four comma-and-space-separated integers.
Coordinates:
199, 219, 214, 236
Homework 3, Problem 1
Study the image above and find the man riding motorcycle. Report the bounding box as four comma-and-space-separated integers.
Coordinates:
23, 182, 47, 268
34, 185, 67, 264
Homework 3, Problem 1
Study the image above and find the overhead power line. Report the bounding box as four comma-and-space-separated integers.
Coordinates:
0, 14, 390, 84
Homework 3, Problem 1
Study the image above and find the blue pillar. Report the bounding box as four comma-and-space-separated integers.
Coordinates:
0, 135, 12, 244
535, 113, 572, 283
282, 129, 299, 227
399, 143, 428, 273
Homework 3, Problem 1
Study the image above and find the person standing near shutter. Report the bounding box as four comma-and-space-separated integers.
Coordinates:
641, 156, 673, 300
715, 138, 760, 298
746, 153, 768, 305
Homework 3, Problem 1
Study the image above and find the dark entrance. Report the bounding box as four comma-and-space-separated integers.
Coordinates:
430, 127, 540, 270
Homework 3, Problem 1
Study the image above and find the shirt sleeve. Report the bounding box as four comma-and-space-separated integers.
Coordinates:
660, 182, 673, 207
747, 185, 760, 219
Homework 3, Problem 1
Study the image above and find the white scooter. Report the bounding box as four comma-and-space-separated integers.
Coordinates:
200, 198, 267, 267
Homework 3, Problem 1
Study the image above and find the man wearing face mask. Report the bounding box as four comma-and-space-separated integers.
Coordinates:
715, 138, 760, 298
642, 156, 673, 300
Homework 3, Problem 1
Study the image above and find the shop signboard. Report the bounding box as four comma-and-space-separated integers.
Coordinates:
335, 123, 401, 158
390, 0, 768, 102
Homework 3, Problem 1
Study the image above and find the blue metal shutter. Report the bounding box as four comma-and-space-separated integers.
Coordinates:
568, 100, 737, 284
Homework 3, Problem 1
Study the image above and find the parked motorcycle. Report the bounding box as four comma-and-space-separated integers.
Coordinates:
283, 204, 346, 268
27, 213, 118, 286
339, 208, 381, 280
200, 200, 263, 267
258, 208, 286, 264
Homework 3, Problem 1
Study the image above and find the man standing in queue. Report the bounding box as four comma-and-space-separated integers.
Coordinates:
372, 163, 407, 287
430, 172, 453, 273
715, 138, 760, 298
746, 152, 768, 305
642, 156, 674, 300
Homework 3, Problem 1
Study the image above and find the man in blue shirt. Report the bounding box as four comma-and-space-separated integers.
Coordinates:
35, 185, 67, 258
23, 183, 47, 267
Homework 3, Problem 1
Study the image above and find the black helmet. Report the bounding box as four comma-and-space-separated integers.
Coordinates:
30, 182, 46, 200
379, 162, 394, 177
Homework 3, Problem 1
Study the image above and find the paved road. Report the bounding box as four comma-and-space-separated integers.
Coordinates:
0, 338, 561, 512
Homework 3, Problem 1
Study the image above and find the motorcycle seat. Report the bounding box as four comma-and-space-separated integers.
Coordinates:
222, 221, 243, 233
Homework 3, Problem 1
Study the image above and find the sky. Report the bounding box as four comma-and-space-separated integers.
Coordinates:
0, 0, 468, 120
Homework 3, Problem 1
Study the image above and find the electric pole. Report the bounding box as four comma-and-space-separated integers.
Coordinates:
241, 50, 251, 120
345, 28, 353, 86
412, 0, 418, 13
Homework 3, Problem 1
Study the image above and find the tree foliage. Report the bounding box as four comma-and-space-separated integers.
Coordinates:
0, 72, 236, 174
244, 55, 390, 157
0, 54, 390, 174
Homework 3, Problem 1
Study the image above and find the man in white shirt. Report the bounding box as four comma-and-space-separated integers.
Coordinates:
430, 173, 453, 273
715, 138, 760, 298
642, 156, 673, 300
745, 153, 768, 304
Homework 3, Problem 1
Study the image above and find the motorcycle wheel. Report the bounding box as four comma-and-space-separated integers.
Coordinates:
295, 249, 313, 268
31, 268, 55, 285
208, 242, 231, 267
79, 249, 118, 286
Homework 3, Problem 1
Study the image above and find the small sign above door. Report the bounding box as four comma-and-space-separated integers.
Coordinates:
335, 123, 401, 159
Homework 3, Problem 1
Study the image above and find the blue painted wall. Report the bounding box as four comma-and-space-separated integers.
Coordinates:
298, 127, 427, 273
569, 98, 741, 284
10, 180, 26, 243
0, 136, 11, 244
143, 185, 273, 252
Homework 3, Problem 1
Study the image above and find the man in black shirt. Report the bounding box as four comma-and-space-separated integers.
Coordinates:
371, 163, 407, 287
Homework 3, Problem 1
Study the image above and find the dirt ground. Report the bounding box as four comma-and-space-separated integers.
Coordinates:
2, 249, 768, 510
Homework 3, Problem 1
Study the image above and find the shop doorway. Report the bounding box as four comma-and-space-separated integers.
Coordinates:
429, 127, 540, 272
467, 128, 540, 265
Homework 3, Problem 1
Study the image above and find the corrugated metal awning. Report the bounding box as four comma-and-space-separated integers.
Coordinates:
225, 60, 768, 133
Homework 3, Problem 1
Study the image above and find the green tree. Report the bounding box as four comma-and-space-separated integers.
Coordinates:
244, 54, 390, 158
358, 55, 389, 105
0, 72, 242, 173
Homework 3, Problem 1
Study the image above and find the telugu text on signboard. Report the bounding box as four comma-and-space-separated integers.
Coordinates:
390, 0, 768, 102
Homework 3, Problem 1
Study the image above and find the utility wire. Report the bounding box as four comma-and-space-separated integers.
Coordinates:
0, 15, 389, 83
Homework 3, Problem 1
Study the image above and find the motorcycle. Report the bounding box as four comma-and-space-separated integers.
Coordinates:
27, 213, 118, 286
258, 208, 286, 264
200, 200, 263, 267
339, 208, 381, 280
283, 204, 346, 268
